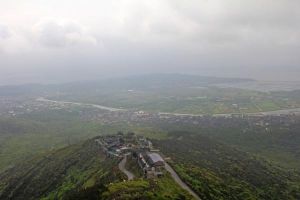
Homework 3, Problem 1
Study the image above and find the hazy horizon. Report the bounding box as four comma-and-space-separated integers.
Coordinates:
1, 0, 300, 84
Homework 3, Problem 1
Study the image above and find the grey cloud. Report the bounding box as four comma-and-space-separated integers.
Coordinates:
0, 0, 299, 84
35, 20, 98, 48
0, 25, 11, 39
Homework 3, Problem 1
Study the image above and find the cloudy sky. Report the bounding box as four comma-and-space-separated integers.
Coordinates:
0, 0, 299, 84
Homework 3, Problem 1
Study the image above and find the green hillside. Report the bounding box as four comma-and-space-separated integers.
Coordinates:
0, 139, 123, 200
0, 138, 194, 200
153, 132, 300, 200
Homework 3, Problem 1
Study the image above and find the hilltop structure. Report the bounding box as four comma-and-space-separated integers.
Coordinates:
138, 152, 164, 178
95, 132, 164, 178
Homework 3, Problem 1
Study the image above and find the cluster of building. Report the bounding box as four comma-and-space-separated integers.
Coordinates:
95, 132, 165, 178
137, 152, 164, 178
95, 132, 148, 157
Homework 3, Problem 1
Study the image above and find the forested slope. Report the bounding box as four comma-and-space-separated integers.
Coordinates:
154, 132, 300, 200
0, 138, 194, 200
0, 139, 123, 200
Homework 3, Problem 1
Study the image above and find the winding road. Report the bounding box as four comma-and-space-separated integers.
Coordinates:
118, 154, 135, 180
164, 162, 201, 200
118, 153, 201, 199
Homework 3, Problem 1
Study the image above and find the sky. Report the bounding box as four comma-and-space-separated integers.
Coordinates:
0, 0, 300, 84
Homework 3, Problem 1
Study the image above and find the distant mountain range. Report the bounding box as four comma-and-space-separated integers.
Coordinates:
0, 74, 253, 96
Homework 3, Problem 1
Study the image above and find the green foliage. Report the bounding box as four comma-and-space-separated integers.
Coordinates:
0, 112, 168, 172
0, 137, 194, 200
0, 116, 105, 171
0, 139, 122, 200
125, 155, 143, 178
102, 176, 194, 200
197, 121, 300, 168
153, 133, 300, 200
102, 179, 150, 199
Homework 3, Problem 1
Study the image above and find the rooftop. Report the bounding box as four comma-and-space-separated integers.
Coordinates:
147, 153, 164, 164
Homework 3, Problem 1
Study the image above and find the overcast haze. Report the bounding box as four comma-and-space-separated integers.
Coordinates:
0, 0, 300, 84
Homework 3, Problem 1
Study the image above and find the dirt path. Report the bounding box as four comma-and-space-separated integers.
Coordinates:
118, 154, 134, 180
164, 162, 201, 200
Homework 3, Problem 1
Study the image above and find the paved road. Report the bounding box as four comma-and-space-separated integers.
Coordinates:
160, 107, 300, 117
164, 162, 201, 200
38, 97, 300, 116
37, 97, 125, 112
118, 154, 135, 180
